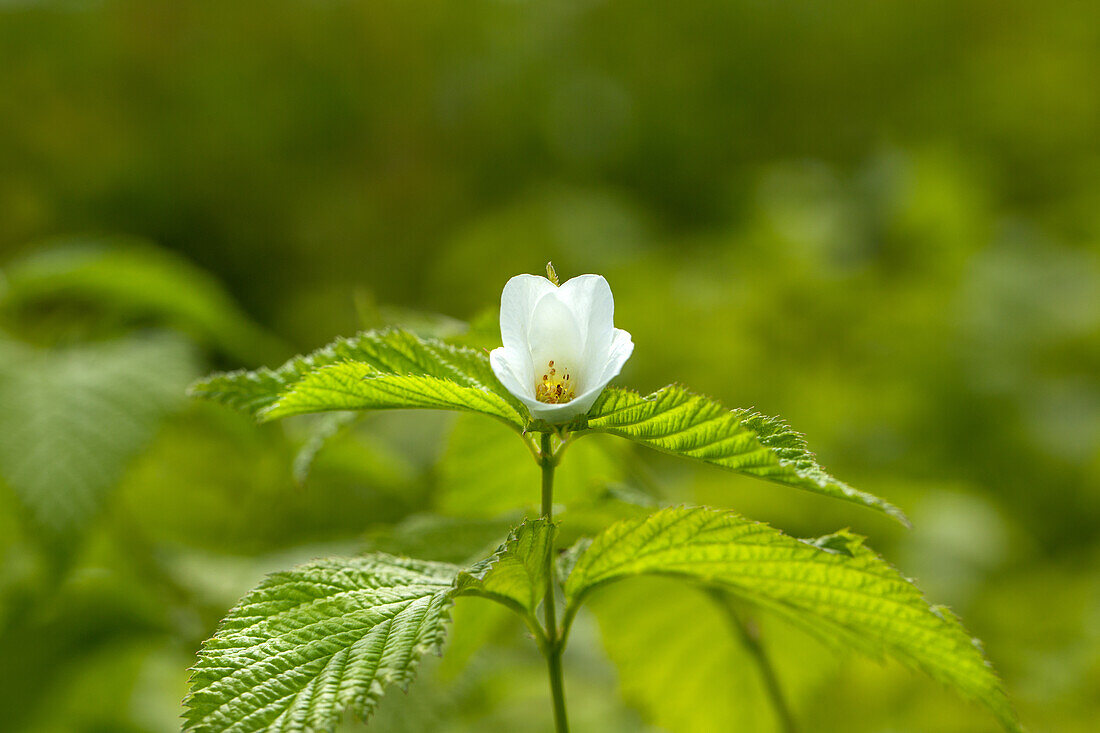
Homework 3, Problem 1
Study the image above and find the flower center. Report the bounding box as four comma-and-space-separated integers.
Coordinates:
534, 359, 576, 404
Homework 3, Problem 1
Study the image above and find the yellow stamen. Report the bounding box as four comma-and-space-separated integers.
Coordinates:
534, 359, 576, 404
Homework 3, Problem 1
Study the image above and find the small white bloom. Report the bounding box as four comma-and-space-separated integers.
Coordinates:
490, 271, 634, 423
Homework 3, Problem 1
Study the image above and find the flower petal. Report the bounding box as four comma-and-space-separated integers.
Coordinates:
514, 329, 633, 423
559, 328, 633, 416
557, 274, 616, 381
500, 274, 557, 357
489, 347, 535, 400
527, 290, 584, 378
595, 328, 635, 385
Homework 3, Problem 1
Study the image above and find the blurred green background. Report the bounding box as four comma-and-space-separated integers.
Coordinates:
1, 1, 1098, 731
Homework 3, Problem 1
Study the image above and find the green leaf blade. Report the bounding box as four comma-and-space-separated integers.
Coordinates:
184, 554, 459, 733
564, 507, 1020, 732
190, 328, 527, 428
260, 363, 523, 428
583, 386, 908, 524
454, 519, 554, 618
0, 334, 196, 537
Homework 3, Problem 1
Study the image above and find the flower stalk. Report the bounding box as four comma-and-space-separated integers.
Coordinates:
540, 432, 569, 733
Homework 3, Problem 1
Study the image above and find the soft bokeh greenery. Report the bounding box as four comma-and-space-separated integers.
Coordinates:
1, 1, 1098, 731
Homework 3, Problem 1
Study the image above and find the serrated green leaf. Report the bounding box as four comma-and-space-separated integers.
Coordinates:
261, 362, 524, 428
581, 385, 909, 524
0, 334, 196, 537
454, 519, 554, 619
184, 554, 460, 733
190, 328, 527, 428
563, 506, 1020, 733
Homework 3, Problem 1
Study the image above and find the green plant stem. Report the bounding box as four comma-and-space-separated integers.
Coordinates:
709, 589, 797, 733
540, 432, 569, 733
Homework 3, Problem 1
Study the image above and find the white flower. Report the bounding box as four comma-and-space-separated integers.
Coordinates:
490, 272, 634, 423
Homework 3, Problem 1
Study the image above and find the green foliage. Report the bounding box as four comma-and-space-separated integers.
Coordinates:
563, 506, 1020, 732
291, 411, 360, 485
454, 520, 554, 620
190, 329, 526, 428
0, 239, 280, 363
117, 405, 421, 555
588, 577, 786, 732
194, 331, 907, 523
582, 386, 909, 525
184, 554, 459, 733
184, 522, 560, 733
6, 0, 1095, 727
183, 322, 1029, 731
0, 334, 197, 538
435, 414, 624, 519
263, 361, 524, 427
364, 513, 517, 566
